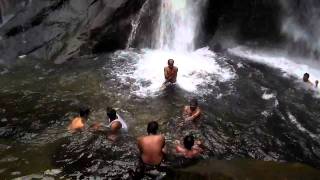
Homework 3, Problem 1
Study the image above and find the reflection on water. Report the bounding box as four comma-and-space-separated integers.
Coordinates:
0, 50, 320, 178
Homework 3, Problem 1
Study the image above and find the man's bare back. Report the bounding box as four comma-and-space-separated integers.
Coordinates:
68, 108, 90, 133
68, 117, 85, 133
137, 121, 165, 166
138, 135, 165, 165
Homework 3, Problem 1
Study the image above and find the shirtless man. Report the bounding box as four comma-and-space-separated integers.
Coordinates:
303, 73, 314, 86
183, 98, 202, 121
163, 59, 178, 87
68, 108, 90, 133
175, 135, 204, 158
315, 80, 319, 88
137, 121, 165, 166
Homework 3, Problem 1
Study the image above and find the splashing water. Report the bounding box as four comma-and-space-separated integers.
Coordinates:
280, 0, 320, 57
112, 48, 235, 96
114, 0, 235, 96
156, 0, 205, 51
229, 46, 320, 91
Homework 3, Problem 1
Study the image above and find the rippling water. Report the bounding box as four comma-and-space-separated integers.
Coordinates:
0, 49, 320, 179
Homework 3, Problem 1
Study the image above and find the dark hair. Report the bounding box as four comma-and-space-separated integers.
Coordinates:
147, 121, 159, 135
79, 108, 90, 118
183, 135, 195, 150
107, 108, 117, 122
304, 73, 310, 78
190, 98, 198, 107
168, 59, 174, 64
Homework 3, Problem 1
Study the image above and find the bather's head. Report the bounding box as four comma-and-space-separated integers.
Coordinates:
168, 59, 174, 69
147, 121, 159, 135
190, 98, 198, 112
183, 135, 195, 150
303, 73, 310, 82
79, 107, 90, 120
107, 107, 117, 122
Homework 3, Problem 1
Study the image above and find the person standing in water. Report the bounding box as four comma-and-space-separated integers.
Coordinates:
163, 59, 178, 88
137, 121, 166, 167
315, 80, 319, 88
183, 98, 202, 121
68, 108, 90, 133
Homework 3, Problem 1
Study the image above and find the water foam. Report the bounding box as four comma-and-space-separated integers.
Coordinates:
156, 0, 206, 51
287, 112, 318, 139
112, 48, 235, 96
229, 46, 320, 91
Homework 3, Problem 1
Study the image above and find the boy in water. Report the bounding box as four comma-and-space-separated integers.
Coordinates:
183, 98, 202, 121
68, 108, 90, 133
175, 135, 204, 158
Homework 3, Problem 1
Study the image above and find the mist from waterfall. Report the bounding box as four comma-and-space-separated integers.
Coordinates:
155, 0, 206, 52
117, 0, 235, 96
280, 0, 320, 58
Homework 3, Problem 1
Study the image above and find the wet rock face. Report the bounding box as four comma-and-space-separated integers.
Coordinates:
200, 0, 283, 49
0, 0, 147, 64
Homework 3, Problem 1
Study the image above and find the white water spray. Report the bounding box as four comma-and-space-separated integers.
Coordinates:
156, 0, 204, 52
280, 0, 320, 57
229, 46, 320, 93
113, 0, 235, 96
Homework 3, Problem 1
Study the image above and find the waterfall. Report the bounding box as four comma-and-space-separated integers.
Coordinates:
126, 0, 207, 52
280, 0, 320, 58
116, 0, 235, 96
155, 0, 206, 52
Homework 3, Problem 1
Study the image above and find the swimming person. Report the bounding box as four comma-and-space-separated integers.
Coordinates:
137, 121, 166, 166
175, 135, 204, 158
68, 108, 90, 133
183, 98, 202, 121
162, 59, 178, 88
106, 108, 128, 141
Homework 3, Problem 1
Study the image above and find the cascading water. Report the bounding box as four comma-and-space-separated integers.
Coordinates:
280, 0, 320, 59
126, 0, 151, 49
116, 0, 235, 96
156, 0, 204, 52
